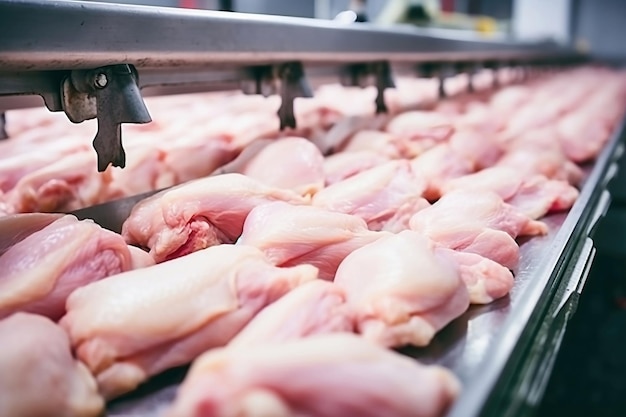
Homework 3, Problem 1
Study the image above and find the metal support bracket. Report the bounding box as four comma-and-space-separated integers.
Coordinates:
0, 113, 7, 140
244, 62, 312, 130
372, 62, 395, 114
484, 60, 501, 89
61, 64, 152, 172
277, 62, 312, 130
341, 61, 395, 113
417, 61, 448, 98
457, 61, 480, 93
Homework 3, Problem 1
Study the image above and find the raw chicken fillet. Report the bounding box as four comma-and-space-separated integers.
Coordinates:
122, 173, 307, 263
312, 160, 427, 231
0, 214, 153, 320
409, 190, 547, 269
335, 230, 469, 347
166, 333, 461, 417
60, 244, 318, 399
0, 313, 104, 417
230, 280, 355, 347
238, 201, 386, 280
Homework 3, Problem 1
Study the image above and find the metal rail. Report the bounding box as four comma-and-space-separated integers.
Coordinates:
0, 0, 585, 170
0, 0, 583, 110
0, 0, 578, 71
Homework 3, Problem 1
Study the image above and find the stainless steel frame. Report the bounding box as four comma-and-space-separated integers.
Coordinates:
0, 0, 583, 112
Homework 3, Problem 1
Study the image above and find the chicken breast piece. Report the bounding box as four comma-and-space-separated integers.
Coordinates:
0, 142, 85, 193
438, 249, 515, 304
238, 201, 386, 280
385, 111, 456, 158
0, 212, 62, 255
335, 231, 470, 347
60, 244, 318, 400
555, 79, 625, 162
323, 150, 391, 185
340, 129, 401, 157
410, 144, 474, 201
229, 137, 325, 196
312, 160, 427, 231
121, 173, 308, 263
0, 214, 151, 321
497, 136, 583, 185
0, 313, 104, 417
448, 129, 503, 170
166, 333, 460, 417
409, 190, 547, 269
506, 175, 579, 220
230, 280, 354, 347
442, 167, 579, 220
3, 151, 118, 214
441, 167, 523, 201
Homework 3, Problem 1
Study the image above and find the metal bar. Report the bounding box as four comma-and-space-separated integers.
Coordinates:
0, 0, 581, 72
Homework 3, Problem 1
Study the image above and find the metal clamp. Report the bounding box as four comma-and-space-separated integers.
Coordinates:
61, 64, 152, 172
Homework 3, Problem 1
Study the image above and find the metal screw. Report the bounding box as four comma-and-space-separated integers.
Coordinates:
94, 73, 108, 88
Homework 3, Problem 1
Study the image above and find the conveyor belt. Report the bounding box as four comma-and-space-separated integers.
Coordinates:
0, 2, 616, 415
65, 118, 626, 417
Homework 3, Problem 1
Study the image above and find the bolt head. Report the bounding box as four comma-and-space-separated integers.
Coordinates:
94, 73, 108, 88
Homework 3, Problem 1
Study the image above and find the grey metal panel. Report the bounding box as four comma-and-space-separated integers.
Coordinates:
234, 0, 315, 18
573, 0, 626, 59
0, 0, 576, 72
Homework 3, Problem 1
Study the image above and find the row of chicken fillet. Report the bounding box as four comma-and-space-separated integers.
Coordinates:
1, 65, 625, 417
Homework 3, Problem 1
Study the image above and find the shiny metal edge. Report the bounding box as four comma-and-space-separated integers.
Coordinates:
444, 117, 625, 417
0, 0, 580, 71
